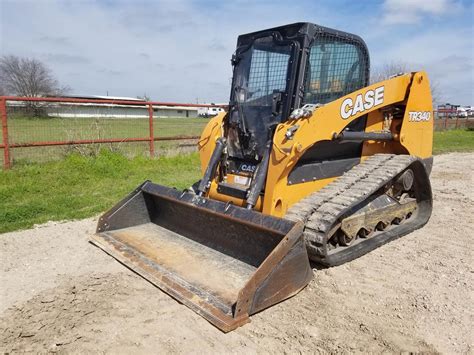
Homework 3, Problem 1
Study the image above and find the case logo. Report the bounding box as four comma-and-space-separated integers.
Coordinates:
239, 163, 256, 173
340, 86, 385, 119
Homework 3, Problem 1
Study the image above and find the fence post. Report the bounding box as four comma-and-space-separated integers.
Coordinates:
444, 117, 448, 130
0, 98, 11, 170
148, 103, 155, 157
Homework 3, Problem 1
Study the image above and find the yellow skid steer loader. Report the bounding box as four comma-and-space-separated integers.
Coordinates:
91, 23, 433, 332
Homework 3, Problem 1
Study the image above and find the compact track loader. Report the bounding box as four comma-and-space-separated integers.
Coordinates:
91, 23, 433, 331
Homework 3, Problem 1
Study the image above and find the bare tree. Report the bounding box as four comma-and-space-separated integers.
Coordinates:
428, 79, 442, 107
0, 55, 69, 116
370, 62, 410, 85
370, 61, 441, 105
0, 55, 68, 97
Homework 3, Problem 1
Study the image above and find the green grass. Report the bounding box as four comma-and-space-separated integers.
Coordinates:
0, 129, 472, 234
3, 115, 207, 144
0, 115, 208, 164
0, 151, 201, 233
433, 129, 474, 154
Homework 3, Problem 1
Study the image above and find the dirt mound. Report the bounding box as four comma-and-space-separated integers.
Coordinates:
1, 153, 473, 353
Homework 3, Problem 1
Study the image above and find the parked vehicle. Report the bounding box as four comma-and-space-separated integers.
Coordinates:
198, 105, 225, 117
457, 107, 468, 118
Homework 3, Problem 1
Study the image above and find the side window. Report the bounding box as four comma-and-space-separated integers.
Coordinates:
303, 37, 366, 105
246, 48, 291, 105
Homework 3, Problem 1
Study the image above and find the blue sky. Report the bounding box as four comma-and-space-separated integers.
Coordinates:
1, 0, 473, 104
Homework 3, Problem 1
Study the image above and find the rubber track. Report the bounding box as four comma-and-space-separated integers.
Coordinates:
285, 154, 418, 265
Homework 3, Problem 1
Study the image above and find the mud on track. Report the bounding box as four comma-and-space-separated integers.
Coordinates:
1, 153, 473, 353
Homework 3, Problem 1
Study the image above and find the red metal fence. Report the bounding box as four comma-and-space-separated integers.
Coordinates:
433, 115, 473, 131
0, 96, 226, 169
1, 97, 472, 170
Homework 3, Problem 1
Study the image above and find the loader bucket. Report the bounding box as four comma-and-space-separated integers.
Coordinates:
91, 181, 312, 332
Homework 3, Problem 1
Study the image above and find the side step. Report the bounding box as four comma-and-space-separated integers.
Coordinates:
90, 182, 312, 332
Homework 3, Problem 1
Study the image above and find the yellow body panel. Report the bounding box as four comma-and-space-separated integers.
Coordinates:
398, 72, 434, 158
198, 72, 433, 218
197, 113, 225, 174
207, 181, 263, 210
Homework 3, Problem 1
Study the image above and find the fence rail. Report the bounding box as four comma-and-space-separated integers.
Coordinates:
1, 97, 472, 170
433, 115, 473, 131
0, 96, 227, 169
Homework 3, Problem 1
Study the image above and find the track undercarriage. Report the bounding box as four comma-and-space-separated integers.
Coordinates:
286, 154, 433, 266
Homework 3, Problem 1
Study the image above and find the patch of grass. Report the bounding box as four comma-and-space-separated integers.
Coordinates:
0, 115, 208, 164
433, 129, 474, 154
1, 128, 472, 233
0, 151, 201, 233
4, 115, 207, 144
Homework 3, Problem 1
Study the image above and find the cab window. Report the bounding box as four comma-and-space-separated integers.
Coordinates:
303, 37, 366, 104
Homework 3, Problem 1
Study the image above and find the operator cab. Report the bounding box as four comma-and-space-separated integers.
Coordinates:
208, 23, 370, 207
226, 22, 370, 162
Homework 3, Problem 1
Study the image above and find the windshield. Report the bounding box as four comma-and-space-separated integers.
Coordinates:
228, 36, 293, 160
303, 37, 367, 104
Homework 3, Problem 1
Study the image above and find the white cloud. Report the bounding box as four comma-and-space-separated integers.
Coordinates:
1, 0, 472, 104
382, 0, 461, 25
370, 27, 473, 104
0, 0, 314, 102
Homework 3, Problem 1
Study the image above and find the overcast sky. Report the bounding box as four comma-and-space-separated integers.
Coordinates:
1, 0, 473, 104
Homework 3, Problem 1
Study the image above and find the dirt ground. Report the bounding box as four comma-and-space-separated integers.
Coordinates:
1, 153, 473, 353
